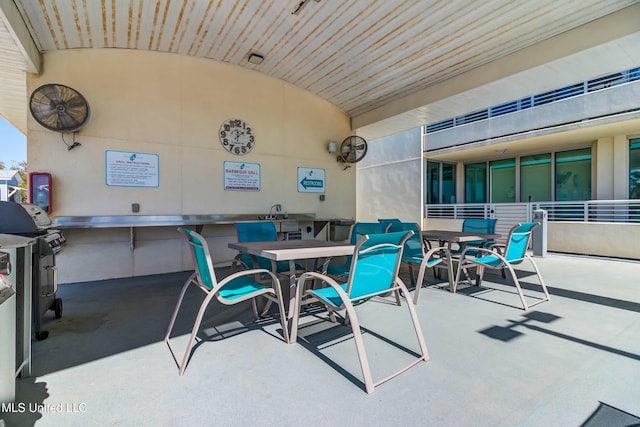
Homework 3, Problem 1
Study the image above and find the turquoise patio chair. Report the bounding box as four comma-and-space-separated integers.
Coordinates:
450, 218, 498, 257
454, 222, 550, 310
322, 222, 388, 279
234, 221, 301, 274
392, 222, 450, 304
165, 227, 289, 375
291, 231, 429, 393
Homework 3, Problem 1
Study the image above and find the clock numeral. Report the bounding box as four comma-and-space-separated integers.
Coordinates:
234, 119, 241, 127
249, 136, 255, 143
220, 130, 226, 138
234, 146, 242, 154
246, 127, 252, 134
228, 144, 235, 152
224, 124, 230, 131
241, 146, 247, 154
247, 142, 252, 149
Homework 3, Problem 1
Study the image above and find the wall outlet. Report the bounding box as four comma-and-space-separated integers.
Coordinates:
132, 203, 140, 213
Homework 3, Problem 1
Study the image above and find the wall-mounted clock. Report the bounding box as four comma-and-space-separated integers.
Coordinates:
219, 118, 255, 155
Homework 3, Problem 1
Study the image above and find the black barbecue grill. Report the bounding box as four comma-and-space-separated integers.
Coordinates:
0, 201, 66, 340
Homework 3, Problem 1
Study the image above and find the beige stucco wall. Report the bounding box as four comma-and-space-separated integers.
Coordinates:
547, 222, 640, 259
422, 218, 640, 260
27, 49, 354, 282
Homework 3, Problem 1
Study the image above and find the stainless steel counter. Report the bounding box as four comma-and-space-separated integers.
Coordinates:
53, 213, 320, 229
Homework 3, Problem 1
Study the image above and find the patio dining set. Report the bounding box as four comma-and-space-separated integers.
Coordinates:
165, 218, 550, 393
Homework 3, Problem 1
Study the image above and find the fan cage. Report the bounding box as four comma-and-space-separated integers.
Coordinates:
29, 83, 90, 133
339, 135, 368, 163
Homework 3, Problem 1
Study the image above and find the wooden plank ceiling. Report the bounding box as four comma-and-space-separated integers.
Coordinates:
12, 0, 639, 121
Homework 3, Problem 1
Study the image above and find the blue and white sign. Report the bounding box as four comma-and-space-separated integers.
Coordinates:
105, 150, 159, 187
224, 161, 261, 191
297, 167, 325, 193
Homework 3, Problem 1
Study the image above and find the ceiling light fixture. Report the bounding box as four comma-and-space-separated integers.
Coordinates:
247, 53, 264, 65
496, 149, 507, 155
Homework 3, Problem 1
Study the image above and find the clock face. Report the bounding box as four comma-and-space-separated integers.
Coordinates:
219, 118, 255, 155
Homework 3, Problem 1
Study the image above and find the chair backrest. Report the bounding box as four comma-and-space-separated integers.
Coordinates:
178, 227, 217, 290
235, 221, 278, 242
503, 222, 538, 264
461, 218, 498, 248
462, 218, 497, 234
378, 218, 402, 232
392, 222, 423, 259
350, 222, 388, 244
346, 231, 413, 300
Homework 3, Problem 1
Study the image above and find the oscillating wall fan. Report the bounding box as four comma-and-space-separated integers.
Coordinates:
338, 135, 368, 163
29, 83, 90, 150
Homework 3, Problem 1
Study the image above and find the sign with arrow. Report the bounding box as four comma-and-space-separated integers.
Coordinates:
297, 167, 325, 193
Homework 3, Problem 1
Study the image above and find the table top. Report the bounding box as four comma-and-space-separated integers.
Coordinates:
421, 229, 501, 243
228, 239, 354, 261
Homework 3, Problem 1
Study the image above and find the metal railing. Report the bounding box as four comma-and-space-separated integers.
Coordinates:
425, 66, 640, 134
425, 200, 640, 224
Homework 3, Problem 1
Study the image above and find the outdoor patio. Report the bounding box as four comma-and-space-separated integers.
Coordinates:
4, 252, 640, 426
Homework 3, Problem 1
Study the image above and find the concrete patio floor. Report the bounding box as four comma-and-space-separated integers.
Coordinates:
3, 252, 640, 426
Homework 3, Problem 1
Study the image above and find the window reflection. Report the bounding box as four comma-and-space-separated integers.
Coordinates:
555, 148, 591, 201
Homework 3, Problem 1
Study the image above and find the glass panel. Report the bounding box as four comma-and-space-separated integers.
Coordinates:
465, 163, 486, 203
426, 161, 439, 204
520, 154, 551, 202
555, 148, 591, 201
490, 158, 515, 203
631, 138, 640, 199
442, 163, 456, 204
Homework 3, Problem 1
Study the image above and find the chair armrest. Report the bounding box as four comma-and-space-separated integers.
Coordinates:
460, 246, 507, 265
424, 245, 449, 261
218, 268, 279, 289
214, 258, 248, 269
485, 243, 505, 255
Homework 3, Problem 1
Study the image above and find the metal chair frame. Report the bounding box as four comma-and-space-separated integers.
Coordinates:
291, 231, 430, 393
165, 227, 289, 375
454, 223, 550, 310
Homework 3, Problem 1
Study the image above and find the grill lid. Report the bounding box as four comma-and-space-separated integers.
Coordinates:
0, 201, 52, 234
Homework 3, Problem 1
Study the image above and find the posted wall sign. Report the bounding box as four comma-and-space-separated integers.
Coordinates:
105, 150, 159, 187
224, 161, 261, 191
297, 167, 325, 193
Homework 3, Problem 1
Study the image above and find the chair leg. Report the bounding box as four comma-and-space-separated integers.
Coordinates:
165, 274, 195, 344
529, 255, 550, 301
165, 273, 218, 376
453, 259, 464, 293
165, 273, 196, 372
341, 298, 375, 393
413, 259, 438, 304
475, 265, 485, 287
407, 263, 416, 285
270, 281, 290, 344
504, 264, 529, 310
397, 278, 429, 361
355, 278, 429, 393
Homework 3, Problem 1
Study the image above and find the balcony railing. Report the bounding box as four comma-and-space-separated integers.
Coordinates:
424, 66, 640, 134
425, 200, 640, 224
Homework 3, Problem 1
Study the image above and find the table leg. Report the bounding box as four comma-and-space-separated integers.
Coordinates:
286, 260, 297, 344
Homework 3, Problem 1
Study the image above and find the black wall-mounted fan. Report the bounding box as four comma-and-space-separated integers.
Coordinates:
29, 83, 90, 150
338, 135, 368, 163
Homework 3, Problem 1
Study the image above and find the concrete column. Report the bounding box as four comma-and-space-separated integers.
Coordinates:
594, 137, 614, 200
613, 134, 629, 199
456, 161, 465, 203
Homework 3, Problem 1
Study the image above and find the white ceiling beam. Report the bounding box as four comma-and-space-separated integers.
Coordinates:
0, 0, 41, 73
